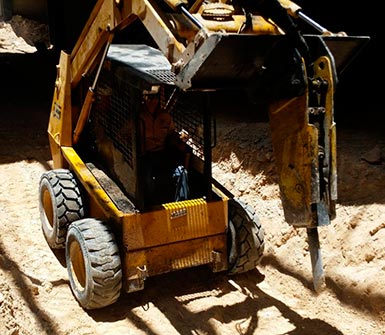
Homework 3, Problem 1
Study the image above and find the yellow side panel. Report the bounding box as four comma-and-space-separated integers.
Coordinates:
48, 51, 72, 168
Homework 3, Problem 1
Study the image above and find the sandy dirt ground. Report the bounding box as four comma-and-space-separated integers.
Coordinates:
1, 17, 385, 335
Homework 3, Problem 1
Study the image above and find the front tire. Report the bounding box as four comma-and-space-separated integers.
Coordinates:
66, 218, 122, 310
227, 198, 264, 274
39, 169, 84, 249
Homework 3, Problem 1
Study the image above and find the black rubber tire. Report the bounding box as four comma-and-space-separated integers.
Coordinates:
65, 218, 122, 310
227, 198, 265, 275
39, 169, 85, 249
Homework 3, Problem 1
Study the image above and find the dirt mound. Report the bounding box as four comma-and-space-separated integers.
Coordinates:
0, 15, 49, 53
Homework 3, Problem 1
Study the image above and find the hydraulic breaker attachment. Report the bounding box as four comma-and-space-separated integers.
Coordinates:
268, 37, 338, 228
268, 36, 337, 291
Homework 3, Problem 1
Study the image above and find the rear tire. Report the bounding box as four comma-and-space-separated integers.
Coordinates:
39, 169, 84, 249
66, 218, 122, 310
227, 198, 264, 274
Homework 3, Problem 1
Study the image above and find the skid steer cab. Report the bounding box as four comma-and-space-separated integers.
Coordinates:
39, 44, 264, 310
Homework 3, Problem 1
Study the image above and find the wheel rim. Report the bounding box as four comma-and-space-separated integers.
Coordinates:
42, 187, 54, 228
69, 239, 86, 291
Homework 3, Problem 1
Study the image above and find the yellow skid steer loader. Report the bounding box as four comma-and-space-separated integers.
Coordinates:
39, 0, 369, 309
